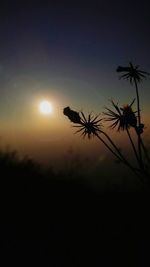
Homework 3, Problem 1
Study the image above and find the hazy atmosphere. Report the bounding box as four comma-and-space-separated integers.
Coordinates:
1, 1, 150, 265
0, 1, 150, 174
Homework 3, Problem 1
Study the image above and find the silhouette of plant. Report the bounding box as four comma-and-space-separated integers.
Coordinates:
63, 107, 141, 179
64, 109, 102, 139
116, 63, 149, 84
104, 99, 141, 168
117, 62, 149, 168
63, 106, 82, 124
64, 62, 150, 183
103, 99, 137, 131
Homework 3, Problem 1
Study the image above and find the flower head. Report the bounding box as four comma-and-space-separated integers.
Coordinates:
74, 112, 102, 139
116, 62, 149, 84
63, 106, 81, 124
63, 107, 102, 139
104, 99, 137, 131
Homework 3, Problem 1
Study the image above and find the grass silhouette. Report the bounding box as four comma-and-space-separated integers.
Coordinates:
0, 148, 150, 265
0, 145, 150, 265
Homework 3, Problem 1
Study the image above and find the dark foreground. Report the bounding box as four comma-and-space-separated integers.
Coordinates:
0, 154, 150, 266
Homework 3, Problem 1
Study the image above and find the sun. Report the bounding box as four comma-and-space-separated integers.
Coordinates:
39, 100, 53, 115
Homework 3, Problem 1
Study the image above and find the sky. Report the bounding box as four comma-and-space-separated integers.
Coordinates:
0, 0, 150, 173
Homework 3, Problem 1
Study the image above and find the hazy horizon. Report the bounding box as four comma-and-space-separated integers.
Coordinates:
0, 1, 150, 181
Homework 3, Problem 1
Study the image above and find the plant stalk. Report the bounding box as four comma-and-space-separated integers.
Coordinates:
134, 78, 144, 169
95, 133, 124, 163
98, 130, 141, 179
140, 139, 150, 165
126, 127, 141, 167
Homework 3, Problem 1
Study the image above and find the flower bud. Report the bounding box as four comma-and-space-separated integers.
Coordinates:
63, 107, 81, 124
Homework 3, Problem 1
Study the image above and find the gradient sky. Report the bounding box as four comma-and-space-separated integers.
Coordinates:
0, 1, 150, 170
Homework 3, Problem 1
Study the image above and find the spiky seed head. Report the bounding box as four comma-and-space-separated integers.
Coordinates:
116, 62, 149, 84
104, 100, 137, 131
121, 104, 137, 128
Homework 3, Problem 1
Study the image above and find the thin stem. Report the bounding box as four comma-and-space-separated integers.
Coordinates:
101, 131, 129, 163
95, 133, 124, 163
140, 139, 150, 165
134, 78, 141, 125
126, 127, 141, 167
134, 78, 144, 169
98, 130, 141, 179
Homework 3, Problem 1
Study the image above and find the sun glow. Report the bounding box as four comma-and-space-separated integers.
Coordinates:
39, 100, 53, 115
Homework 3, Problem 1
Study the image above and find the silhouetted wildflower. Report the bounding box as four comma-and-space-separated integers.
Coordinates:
117, 62, 148, 167
120, 103, 137, 128
63, 107, 81, 124
116, 62, 149, 84
74, 112, 102, 139
104, 99, 137, 131
63, 107, 102, 139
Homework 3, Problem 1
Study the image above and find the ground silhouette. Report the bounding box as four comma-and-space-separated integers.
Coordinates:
0, 150, 150, 266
